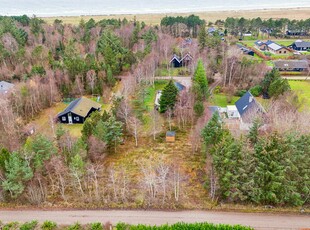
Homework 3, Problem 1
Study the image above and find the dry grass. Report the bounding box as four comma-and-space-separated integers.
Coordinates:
42, 7, 310, 25
103, 130, 210, 209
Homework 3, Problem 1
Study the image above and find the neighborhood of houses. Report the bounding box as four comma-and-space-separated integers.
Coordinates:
1, 35, 309, 142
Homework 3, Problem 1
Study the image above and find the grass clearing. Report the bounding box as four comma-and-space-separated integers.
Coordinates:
156, 67, 190, 76
104, 130, 210, 209
144, 80, 168, 111
289, 80, 310, 110
210, 94, 240, 107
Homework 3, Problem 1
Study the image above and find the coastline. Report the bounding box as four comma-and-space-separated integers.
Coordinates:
41, 7, 310, 25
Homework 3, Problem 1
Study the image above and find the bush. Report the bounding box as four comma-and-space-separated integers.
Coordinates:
249, 85, 262, 97
235, 89, 247, 97
41, 221, 57, 230
90, 222, 103, 230
2, 222, 19, 230
67, 222, 83, 230
20, 221, 38, 230
115, 222, 253, 230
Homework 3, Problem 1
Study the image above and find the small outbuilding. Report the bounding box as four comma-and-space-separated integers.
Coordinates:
166, 131, 176, 142
58, 97, 101, 124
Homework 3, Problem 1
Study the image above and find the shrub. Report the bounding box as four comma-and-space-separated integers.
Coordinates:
2, 222, 19, 230
249, 85, 262, 97
67, 222, 83, 230
236, 89, 247, 97
20, 221, 38, 230
41, 221, 57, 230
90, 222, 103, 230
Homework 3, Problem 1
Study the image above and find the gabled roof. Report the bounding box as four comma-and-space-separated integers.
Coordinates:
0, 81, 14, 93
293, 40, 310, 48
268, 42, 283, 51
265, 40, 274, 46
255, 40, 265, 46
235, 91, 264, 122
180, 53, 193, 62
169, 54, 181, 63
274, 60, 309, 69
58, 97, 101, 117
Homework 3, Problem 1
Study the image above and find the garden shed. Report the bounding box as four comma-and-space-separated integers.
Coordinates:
166, 131, 176, 142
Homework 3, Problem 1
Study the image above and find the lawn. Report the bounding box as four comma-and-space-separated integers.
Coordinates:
156, 67, 190, 76
144, 80, 168, 111
210, 94, 240, 107
289, 80, 310, 110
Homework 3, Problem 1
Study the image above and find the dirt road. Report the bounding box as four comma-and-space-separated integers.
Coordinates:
0, 210, 309, 230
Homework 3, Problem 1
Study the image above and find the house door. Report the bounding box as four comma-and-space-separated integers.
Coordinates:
68, 113, 73, 124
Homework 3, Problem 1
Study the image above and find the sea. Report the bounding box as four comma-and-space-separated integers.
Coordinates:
1, 0, 310, 17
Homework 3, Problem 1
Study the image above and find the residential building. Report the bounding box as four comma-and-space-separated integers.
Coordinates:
274, 60, 309, 72
58, 97, 101, 124
255, 40, 290, 54
290, 40, 310, 51
235, 91, 265, 130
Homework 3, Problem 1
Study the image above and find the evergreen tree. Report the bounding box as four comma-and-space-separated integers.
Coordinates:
94, 116, 123, 152
106, 64, 116, 87
2, 152, 33, 198
247, 119, 261, 145
24, 135, 57, 170
201, 112, 225, 147
198, 23, 207, 50
159, 80, 179, 113
193, 60, 208, 100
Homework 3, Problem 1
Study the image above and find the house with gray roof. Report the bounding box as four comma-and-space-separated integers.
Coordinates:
235, 91, 265, 129
58, 97, 101, 124
255, 40, 290, 54
290, 40, 310, 51
0, 81, 14, 94
274, 60, 309, 72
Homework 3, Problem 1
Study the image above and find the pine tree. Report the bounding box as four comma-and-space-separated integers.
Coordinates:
94, 116, 123, 152
198, 23, 207, 50
201, 112, 225, 147
159, 80, 179, 113
2, 152, 33, 198
193, 60, 208, 100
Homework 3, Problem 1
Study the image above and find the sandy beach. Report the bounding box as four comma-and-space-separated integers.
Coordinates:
42, 7, 310, 25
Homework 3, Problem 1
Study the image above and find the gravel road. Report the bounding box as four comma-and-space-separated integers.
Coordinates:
0, 210, 309, 230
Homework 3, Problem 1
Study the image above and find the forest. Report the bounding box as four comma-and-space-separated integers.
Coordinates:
0, 14, 309, 210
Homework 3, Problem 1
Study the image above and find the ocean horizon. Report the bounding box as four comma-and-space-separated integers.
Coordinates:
1, 0, 310, 17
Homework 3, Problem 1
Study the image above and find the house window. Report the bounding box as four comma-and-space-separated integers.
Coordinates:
279, 51, 282, 54
75, 117, 79, 121
62, 116, 66, 121
284, 51, 286, 53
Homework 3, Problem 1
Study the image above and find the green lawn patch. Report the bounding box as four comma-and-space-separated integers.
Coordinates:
156, 67, 190, 76
289, 80, 310, 110
210, 94, 240, 107
144, 80, 168, 111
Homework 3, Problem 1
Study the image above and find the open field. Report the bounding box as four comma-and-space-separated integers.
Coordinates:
289, 80, 310, 110
42, 7, 310, 25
